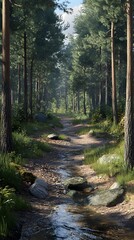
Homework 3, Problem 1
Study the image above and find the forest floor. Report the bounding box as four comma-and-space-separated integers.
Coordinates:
19, 115, 134, 240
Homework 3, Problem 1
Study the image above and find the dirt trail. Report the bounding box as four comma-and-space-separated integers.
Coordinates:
19, 116, 134, 240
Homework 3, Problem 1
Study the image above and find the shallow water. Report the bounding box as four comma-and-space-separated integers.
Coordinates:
30, 119, 134, 240
30, 157, 134, 240
30, 201, 134, 240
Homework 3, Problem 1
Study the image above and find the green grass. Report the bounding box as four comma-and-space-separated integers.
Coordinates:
76, 120, 123, 140
84, 141, 124, 164
21, 114, 63, 136
0, 154, 22, 190
58, 134, 70, 141
13, 132, 51, 158
72, 114, 89, 125
116, 170, 134, 185
0, 187, 29, 238
84, 140, 134, 184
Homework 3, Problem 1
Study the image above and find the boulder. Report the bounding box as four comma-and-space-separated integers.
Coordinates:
34, 112, 47, 123
35, 178, 48, 189
47, 134, 59, 140
29, 178, 48, 199
87, 187, 124, 207
97, 154, 120, 165
63, 177, 91, 191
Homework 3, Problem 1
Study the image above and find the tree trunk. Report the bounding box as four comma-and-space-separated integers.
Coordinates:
18, 62, 22, 104
111, 21, 118, 124
29, 59, 33, 119
124, 0, 134, 169
1, 0, 12, 152
83, 88, 86, 115
105, 63, 108, 106
24, 31, 28, 121
77, 90, 80, 113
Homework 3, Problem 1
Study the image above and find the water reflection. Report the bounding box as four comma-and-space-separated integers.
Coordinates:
52, 204, 103, 240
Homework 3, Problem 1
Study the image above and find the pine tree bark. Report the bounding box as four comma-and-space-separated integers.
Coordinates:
124, 0, 134, 169
24, 31, 28, 121
1, 0, 12, 152
18, 63, 21, 104
111, 21, 118, 124
83, 88, 86, 115
29, 59, 33, 119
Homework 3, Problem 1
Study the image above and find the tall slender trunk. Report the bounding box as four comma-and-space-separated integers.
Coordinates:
24, 31, 28, 121
105, 63, 108, 105
65, 82, 68, 112
77, 90, 80, 113
73, 93, 75, 113
1, 0, 12, 152
83, 88, 86, 115
124, 0, 134, 169
18, 63, 21, 104
111, 21, 118, 124
29, 59, 33, 119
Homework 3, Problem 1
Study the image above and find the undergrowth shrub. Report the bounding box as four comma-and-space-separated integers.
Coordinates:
12, 104, 25, 132
0, 154, 22, 190
0, 187, 29, 238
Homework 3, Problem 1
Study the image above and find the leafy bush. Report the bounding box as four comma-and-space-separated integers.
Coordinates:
0, 187, 29, 238
12, 104, 25, 131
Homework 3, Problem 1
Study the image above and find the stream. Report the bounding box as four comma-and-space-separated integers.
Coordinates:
29, 117, 134, 240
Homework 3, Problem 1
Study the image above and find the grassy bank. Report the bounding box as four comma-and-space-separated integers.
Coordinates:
72, 115, 134, 186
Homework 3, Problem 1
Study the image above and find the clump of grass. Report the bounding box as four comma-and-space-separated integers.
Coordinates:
72, 114, 89, 125
92, 158, 124, 177
22, 122, 49, 135
116, 170, 134, 185
0, 154, 22, 190
77, 119, 123, 140
46, 114, 63, 128
84, 141, 123, 165
0, 187, 29, 238
13, 132, 51, 158
58, 134, 70, 141
84, 140, 134, 184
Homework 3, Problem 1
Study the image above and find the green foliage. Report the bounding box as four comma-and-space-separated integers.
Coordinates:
58, 134, 70, 141
89, 107, 113, 123
92, 158, 124, 177
84, 140, 134, 184
116, 170, 134, 185
76, 117, 124, 140
84, 141, 124, 165
0, 187, 29, 237
46, 113, 63, 128
0, 154, 22, 190
12, 104, 25, 132
13, 132, 51, 158
72, 114, 89, 125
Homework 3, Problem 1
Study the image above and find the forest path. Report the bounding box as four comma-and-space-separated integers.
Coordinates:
19, 115, 134, 240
